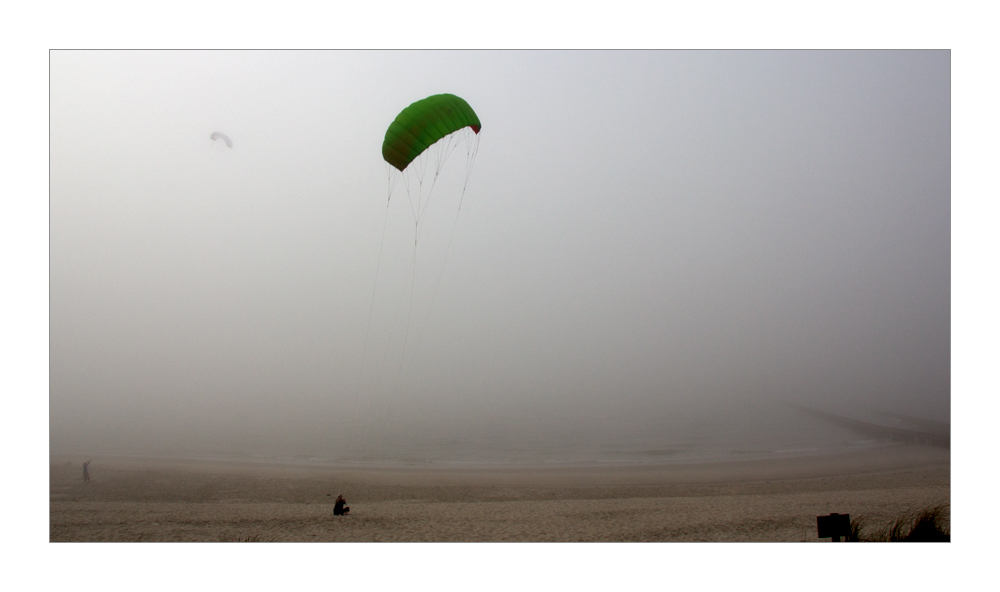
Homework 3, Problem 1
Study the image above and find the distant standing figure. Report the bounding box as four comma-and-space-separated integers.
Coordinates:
82, 460, 92, 482
333, 494, 349, 516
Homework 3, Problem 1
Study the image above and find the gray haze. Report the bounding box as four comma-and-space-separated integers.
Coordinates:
50, 51, 949, 461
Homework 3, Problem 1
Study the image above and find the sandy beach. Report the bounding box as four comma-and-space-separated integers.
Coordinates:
50, 444, 949, 542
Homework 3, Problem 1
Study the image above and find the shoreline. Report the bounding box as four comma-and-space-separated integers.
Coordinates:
50, 442, 948, 486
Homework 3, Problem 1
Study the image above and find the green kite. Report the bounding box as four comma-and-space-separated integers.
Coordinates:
382, 94, 481, 172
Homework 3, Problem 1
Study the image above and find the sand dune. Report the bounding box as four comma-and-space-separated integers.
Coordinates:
50, 444, 949, 542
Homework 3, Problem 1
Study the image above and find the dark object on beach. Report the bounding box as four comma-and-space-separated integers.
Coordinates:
817, 513, 851, 542
333, 495, 350, 516
82, 460, 92, 482
849, 504, 950, 542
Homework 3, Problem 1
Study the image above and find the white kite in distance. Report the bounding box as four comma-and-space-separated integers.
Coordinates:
210, 131, 233, 148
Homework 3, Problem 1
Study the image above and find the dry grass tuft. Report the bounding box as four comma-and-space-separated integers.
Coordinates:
849, 504, 949, 542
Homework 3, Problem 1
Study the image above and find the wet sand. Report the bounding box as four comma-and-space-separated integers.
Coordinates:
49, 444, 949, 542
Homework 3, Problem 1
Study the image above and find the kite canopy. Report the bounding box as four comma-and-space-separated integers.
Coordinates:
210, 131, 233, 148
382, 94, 480, 172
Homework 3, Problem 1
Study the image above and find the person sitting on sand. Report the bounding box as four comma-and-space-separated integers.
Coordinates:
83, 460, 92, 482
333, 494, 350, 516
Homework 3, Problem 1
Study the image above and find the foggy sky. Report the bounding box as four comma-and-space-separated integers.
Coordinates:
49, 51, 950, 457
